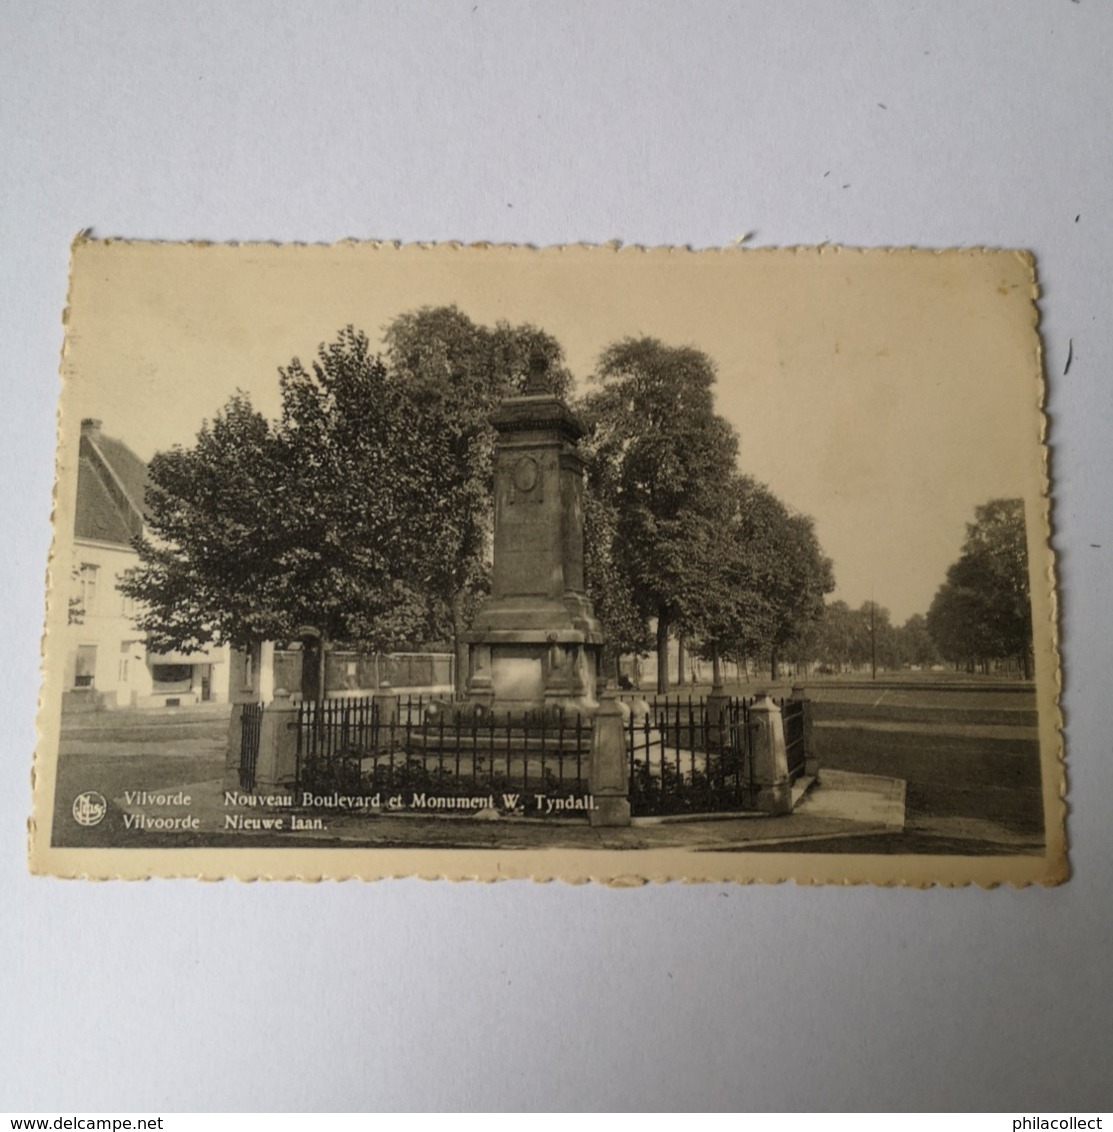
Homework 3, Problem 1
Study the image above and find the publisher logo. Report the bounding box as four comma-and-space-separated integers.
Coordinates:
72, 791, 107, 827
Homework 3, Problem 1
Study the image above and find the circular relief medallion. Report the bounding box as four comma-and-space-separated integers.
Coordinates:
512, 456, 539, 493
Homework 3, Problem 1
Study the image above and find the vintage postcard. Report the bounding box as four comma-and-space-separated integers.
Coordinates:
30, 239, 1064, 884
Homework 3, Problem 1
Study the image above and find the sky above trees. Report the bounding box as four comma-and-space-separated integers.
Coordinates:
63, 242, 1043, 622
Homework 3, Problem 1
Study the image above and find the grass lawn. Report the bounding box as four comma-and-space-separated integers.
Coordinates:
50, 713, 227, 848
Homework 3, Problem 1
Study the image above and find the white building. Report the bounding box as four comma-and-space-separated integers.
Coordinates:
63, 419, 231, 710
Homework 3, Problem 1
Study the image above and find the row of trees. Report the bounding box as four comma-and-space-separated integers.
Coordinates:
122, 309, 835, 695
779, 499, 1032, 679
783, 602, 940, 675
580, 339, 833, 690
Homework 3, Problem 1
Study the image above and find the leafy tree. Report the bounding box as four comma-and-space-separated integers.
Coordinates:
781, 618, 820, 676
860, 600, 899, 675
383, 305, 573, 692
579, 337, 739, 693
274, 327, 465, 650
764, 510, 836, 678
927, 498, 1032, 676
809, 599, 904, 675
689, 476, 832, 682
121, 330, 458, 685
928, 579, 989, 672
583, 487, 654, 680
812, 601, 862, 672
893, 613, 940, 669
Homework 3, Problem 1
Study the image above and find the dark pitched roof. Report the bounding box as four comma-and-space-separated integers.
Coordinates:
74, 421, 148, 546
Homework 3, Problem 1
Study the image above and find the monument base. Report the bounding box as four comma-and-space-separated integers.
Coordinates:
466, 634, 601, 716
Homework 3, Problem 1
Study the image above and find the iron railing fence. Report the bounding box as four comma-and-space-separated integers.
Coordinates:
625, 695, 759, 816
781, 698, 807, 782
288, 691, 809, 817
295, 696, 591, 805
238, 702, 264, 791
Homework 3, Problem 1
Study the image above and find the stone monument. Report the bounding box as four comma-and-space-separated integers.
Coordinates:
465, 353, 605, 714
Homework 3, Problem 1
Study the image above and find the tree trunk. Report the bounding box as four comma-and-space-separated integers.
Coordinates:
300, 640, 319, 703
677, 634, 687, 685
300, 633, 326, 708
656, 613, 670, 695
451, 589, 469, 701
711, 642, 722, 691
770, 648, 778, 683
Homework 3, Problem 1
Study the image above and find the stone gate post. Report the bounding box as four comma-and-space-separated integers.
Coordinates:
589, 693, 631, 827
373, 684, 400, 745
253, 689, 299, 793
224, 645, 261, 791
749, 692, 792, 815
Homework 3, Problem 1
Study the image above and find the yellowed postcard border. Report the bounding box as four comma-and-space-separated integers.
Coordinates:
30, 238, 1065, 885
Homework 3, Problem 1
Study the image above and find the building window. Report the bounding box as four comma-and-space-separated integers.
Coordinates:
150, 664, 192, 693
78, 564, 98, 616
118, 581, 135, 618
74, 645, 97, 688
118, 658, 129, 683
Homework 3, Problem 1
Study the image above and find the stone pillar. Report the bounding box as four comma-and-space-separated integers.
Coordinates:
259, 641, 276, 703
466, 643, 494, 707
254, 689, 299, 792
223, 645, 275, 791
464, 355, 604, 714
373, 685, 400, 744
589, 694, 631, 827
791, 684, 818, 778
749, 692, 792, 815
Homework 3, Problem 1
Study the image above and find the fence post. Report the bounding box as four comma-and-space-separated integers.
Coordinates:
373, 684, 399, 746
749, 691, 792, 815
791, 684, 818, 778
223, 703, 246, 791
253, 689, 299, 793
589, 692, 631, 827
705, 687, 730, 748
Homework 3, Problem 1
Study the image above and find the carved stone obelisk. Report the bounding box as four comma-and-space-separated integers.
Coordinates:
465, 354, 604, 714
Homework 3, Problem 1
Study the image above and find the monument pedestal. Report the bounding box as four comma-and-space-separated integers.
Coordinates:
465, 363, 604, 716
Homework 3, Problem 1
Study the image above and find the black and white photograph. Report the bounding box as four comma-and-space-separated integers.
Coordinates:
6, 0, 1113, 1116
32, 240, 1061, 885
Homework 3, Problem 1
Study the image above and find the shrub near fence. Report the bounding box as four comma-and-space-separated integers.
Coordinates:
618, 693, 810, 816
624, 695, 758, 816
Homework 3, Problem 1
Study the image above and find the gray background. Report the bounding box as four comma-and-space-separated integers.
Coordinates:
2, 1, 1110, 1112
